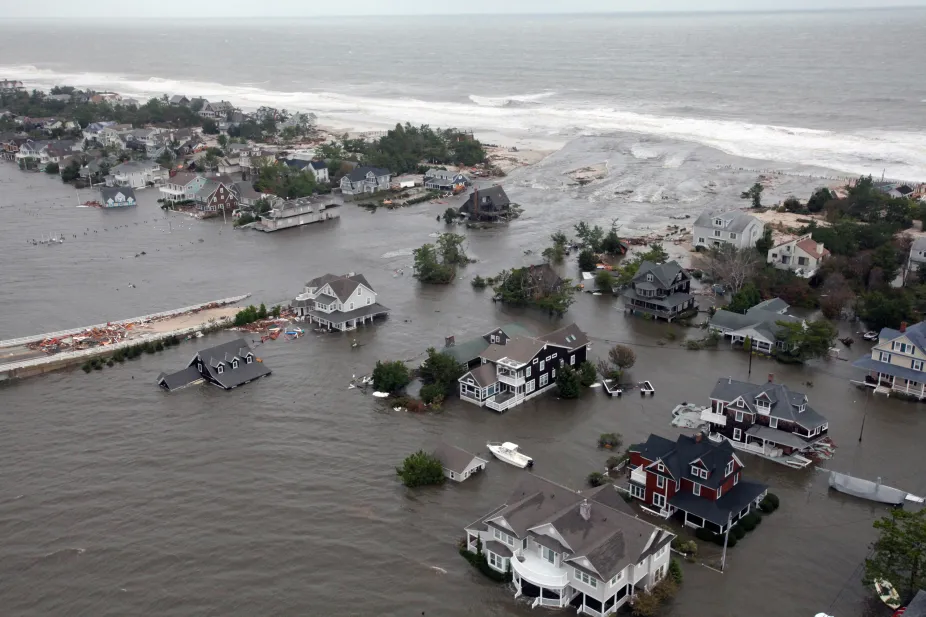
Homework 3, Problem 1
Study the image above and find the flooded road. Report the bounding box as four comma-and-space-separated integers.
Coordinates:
1, 137, 923, 617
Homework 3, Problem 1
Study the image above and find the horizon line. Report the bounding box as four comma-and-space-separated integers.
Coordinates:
3, 5, 926, 20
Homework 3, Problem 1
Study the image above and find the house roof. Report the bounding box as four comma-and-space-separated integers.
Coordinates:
481, 337, 546, 365
633, 260, 684, 287
461, 185, 510, 213
693, 209, 760, 233
100, 187, 135, 202
432, 442, 485, 474
285, 159, 311, 171
877, 321, 926, 352
170, 171, 200, 186
709, 378, 827, 429
464, 362, 499, 387
156, 365, 202, 391
310, 160, 327, 170
169, 95, 189, 103
751, 297, 789, 313
306, 273, 342, 289
195, 338, 271, 389
905, 590, 926, 617
795, 237, 830, 258
482, 475, 670, 581
484, 540, 512, 558
709, 299, 799, 343
113, 160, 158, 173
630, 433, 739, 490
443, 323, 534, 365
233, 181, 263, 201
539, 322, 589, 350
345, 166, 390, 181
668, 480, 767, 526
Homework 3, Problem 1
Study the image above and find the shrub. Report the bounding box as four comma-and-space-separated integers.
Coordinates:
731, 524, 746, 540
106, 359, 115, 367
372, 360, 411, 393
695, 527, 715, 542
471, 275, 487, 289
760, 493, 780, 513
419, 383, 445, 405
556, 365, 582, 399
605, 455, 623, 471
578, 361, 597, 387
155, 341, 164, 352
459, 547, 511, 583
396, 450, 445, 488
726, 535, 738, 548
740, 512, 761, 532
598, 432, 622, 449
668, 558, 683, 584
587, 472, 608, 487
81, 362, 92, 373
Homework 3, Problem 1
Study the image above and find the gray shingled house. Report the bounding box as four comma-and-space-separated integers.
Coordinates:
432, 443, 487, 482
459, 185, 511, 221
622, 260, 694, 322
291, 272, 389, 331
708, 297, 801, 354
464, 475, 674, 615
156, 339, 271, 391
692, 209, 765, 251
442, 323, 534, 368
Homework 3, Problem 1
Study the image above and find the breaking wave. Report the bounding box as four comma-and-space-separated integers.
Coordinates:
2, 65, 925, 181
468, 91, 557, 107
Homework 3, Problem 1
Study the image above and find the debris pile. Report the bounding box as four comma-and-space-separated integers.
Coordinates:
28, 324, 131, 355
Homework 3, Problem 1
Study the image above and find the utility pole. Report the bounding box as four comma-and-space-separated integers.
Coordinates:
859, 387, 871, 443
720, 511, 733, 572
747, 347, 753, 377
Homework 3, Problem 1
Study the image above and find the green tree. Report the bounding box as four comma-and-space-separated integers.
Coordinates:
413, 243, 455, 284
755, 228, 774, 256
782, 196, 803, 212
217, 134, 228, 148
257, 303, 268, 319
543, 232, 569, 265
45, 162, 59, 174
574, 221, 605, 252
865, 508, 926, 596
419, 348, 466, 395
860, 289, 915, 330
578, 361, 597, 387
639, 243, 669, 264
156, 149, 174, 168
396, 450, 446, 488
871, 243, 901, 285
372, 360, 411, 393
775, 319, 838, 361
202, 118, 219, 134
727, 282, 762, 314
595, 269, 616, 291
442, 207, 457, 225
436, 232, 469, 266
60, 159, 81, 182
601, 221, 623, 255
556, 365, 582, 399
806, 187, 833, 213
578, 249, 598, 272
609, 344, 636, 372
741, 182, 764, 208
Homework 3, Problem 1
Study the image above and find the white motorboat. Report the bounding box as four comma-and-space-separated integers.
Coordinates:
863, 331, 879, 341
487, 442, 534, 468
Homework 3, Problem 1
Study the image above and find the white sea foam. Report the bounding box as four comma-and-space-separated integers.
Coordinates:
468, 91, 556, 107
3, 65, 925, 181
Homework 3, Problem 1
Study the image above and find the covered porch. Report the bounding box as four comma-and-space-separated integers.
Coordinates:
669, 480, 768, 533
852, 356, 926, 399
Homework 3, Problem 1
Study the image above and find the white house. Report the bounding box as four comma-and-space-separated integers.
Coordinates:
308, 160, 329, 183
464, 476, 674, 616
290, 272, 390, 331
109, 161, 167, 189
159, 171, 208, 203
692, 209, 765, 250
852, 320, 926, 399
908, 237, 926, 275
767, 234, 830, 278
339, 166, 391, 195
99, 124, 134, 148
432, 443, 487, 482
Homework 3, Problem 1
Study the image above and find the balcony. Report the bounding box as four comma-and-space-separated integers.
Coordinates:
498, 371, 526, 387
511, 551, 568, 588
630, 466, 648, 485
486, 391, 524, 412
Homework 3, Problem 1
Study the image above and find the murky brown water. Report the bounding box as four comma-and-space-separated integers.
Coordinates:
1, 145, 923, 617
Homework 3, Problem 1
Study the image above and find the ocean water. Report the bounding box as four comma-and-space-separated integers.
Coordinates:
1, 10, 925, 179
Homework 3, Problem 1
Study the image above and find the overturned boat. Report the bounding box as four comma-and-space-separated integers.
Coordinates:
828, 471, 924, 506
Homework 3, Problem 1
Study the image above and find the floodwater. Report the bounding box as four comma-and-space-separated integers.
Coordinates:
1, 141, 924, 617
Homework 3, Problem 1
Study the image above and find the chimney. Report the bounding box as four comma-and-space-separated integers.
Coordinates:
901, 322, 907, 333
579, 499, 591, 521
817, 242, 824, 254
695, 432, 703, 443
768, 373, 774, 383
445, 335, 455, 348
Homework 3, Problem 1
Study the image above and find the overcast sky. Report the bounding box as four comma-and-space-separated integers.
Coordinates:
4, 0, 925, 18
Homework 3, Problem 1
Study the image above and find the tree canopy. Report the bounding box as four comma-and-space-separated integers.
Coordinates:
492, 267, 575, 316
774, 319, 838, 362
419, 348, 466, 395
372, 360, 411, 393
396, 450, 445, 488
413, 233, 469, 284
346, 123, 486, 174
556, 366, 582, 399
865, 508, 926, 596
253, 162, 318, 199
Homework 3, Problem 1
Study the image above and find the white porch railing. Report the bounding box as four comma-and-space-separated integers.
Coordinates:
486, 393, 525, 412
640, 505, 672, 519
630, 466, 647, 485
498, 373, 526, 387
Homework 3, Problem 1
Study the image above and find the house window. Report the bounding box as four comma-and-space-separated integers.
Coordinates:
246, 355, 253, 364
197, 362, 202, 372
646, 274, 653, 282
797, 257, 807, 266
690, 465, 700, 477
552, 369, 556, 379
546, 355, 551, 362
542, 546, 557, 564
756, 399, 770, 412
770, 417, 778, 429
734, 473, 740, 485
914, 360, 924, 371
540, 360, 545, 371
570, 355, 575, 365
735, 411, 744, 423
880, 352, 892, 363
526, 366, 531, 377
609, 572, 622, 586
725, 460, 734, 476
657, 476, 665, 489
526, 381, 535, 393
217, 364, 224, 374
533, 358, 538, 364
733, 428, 742, 441
699, 468, 708, 480
366, 298, 371, 305
693, 483, 701, 496
714, 230, 722, 237
574, 569, 598, 588
657, 462, 664, 472
717, 485, 723, 498
653, 493, 666, 509
539, 374, 549, 387
730, 232, 737, 240
450, 471, 455, 479
491, 335, 497, 343
714, 218, 723, 226
232, 359, 238, 369
698, 237, 705, 244
631, 484, 645, 500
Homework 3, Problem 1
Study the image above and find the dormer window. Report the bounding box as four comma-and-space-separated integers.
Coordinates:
798, 404, 805, 413
756, 399, 770, 411
232, 359, 238, 369
725, 460, 734, 476
217, 364, 224, 374
736, 399, 744, 408
646, 274, 653, 282
246, 354, 253, 364
714, 218, 724, 227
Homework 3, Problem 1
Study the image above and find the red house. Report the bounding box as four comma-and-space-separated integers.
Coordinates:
194, 179, 239, 214
627, 433, 768, 534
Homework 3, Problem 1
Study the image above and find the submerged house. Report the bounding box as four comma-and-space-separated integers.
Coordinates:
458, 322, 588, 412
424, 168, 468, 191
703, 376, 830, 465
852, 320, 926, 399
459, 185, 511, 221
432, 443, 488, 483
708, 297, 801, 354
100, 186, 137, 208
621, 260, 694, 322
339, 166, 391, 195
291, 272, 390, 331
442, 323, 535, 368
627, 433, 768, 534
156, 339, 271, 391
464, 475, 674, 616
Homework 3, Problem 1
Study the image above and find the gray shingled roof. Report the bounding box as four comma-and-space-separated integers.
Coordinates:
482, 475, 670, 581
464, 362, 498, 387
709, 299, 799, 340
460, 185, 510, 214
633, 260, 683, 287
709, 378, 827, 428
481, 337, 545, 365
100, 186, 135, 203
905, 590, 926, 617
346, 166, 390, 181
752, 298, 789, 313
197, 339, 271, 389
693, 209, 760, 233
432, 442, 485, 474
156, 365, 202, 391
669, 480, 767, 526
630, 433, 738, 490
540, 322, 589, 350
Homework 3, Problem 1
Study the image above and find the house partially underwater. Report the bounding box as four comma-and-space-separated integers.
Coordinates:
156, 338, 271, 391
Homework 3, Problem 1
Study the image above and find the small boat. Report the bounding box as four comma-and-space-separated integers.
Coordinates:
874, 579, 902, 610
487, 442, 533, 468
371, 391, 390, 398
639, 381, 655, 396
863, 331, 879, 341
828, 471, 911, 505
